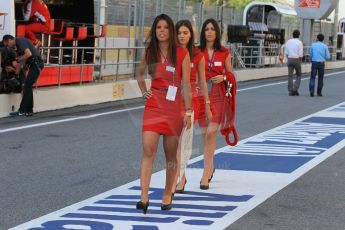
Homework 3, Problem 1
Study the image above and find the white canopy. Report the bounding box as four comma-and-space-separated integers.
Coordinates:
243, 1, 297, 25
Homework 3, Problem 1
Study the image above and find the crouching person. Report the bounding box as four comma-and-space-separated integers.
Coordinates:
1, 35, 44, 117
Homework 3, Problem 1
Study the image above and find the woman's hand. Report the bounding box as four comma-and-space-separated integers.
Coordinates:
184, 111, 192, 129
142, 90, 153, 99
210, 75, 225, 84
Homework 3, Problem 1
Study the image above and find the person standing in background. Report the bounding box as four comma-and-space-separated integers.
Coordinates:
174, 20, 212, 194
284, 29, 303, 96
22, 0, 51, 47
198, 18, 236, 190
309, 33, 330, 97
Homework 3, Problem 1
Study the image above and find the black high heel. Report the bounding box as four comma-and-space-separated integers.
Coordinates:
161, 194, 173, 210
208, 168, 215, 183
136, 200, 149, 214
200, 180, 209, 190
175, 178, 187, 193
200, 168, 215, 190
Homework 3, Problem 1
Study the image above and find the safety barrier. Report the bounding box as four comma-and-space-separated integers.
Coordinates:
36, 46, 146, 87
2, 44, 343, 89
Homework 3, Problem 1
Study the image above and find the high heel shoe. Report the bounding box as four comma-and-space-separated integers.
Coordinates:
161, 194, 173, 210
200, 168, 215, 190
200, 180, 209, 190
208, 168, 215, 183
175, 179, 187, 193
136, 200, 149, 214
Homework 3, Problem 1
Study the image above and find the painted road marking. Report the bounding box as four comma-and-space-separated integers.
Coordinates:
2, 70, 345, 134
0, 106, 144, 134
10, 102, 345, 230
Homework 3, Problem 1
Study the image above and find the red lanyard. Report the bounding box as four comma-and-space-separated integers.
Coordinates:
208, 50, 216, 72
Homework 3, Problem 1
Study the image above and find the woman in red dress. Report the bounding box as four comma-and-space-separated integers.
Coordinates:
174, 20, 212, 193
136, 14, 192, 213
198, 18, 235, 190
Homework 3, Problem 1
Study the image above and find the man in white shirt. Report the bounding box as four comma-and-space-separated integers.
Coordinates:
284, 30, 303, 96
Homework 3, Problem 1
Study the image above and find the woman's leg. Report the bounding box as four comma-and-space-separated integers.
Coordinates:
140, 131, 160, 202
162, 135, 179, 204
172, 138, 182, 193
201, 122, 219, 186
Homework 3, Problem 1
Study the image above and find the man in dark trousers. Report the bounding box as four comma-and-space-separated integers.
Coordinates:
309, 33, 330, 97
1, 34, 44, 116
283, 30, 303, 96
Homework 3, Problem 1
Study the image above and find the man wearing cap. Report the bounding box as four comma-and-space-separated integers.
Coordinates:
283, 30, 303, 96
2, 34, 44, 116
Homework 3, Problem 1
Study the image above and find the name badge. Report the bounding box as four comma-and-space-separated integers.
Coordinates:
214, 61, 222, 66
190, 63, 194, 68
166, 85, 178, 101
166, 66, 175, 73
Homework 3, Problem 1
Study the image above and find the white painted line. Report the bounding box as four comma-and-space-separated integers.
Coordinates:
10, 101, 345, 230
237, 70, 345, 92
0, 106, 144, 134
1, 70, 345, 134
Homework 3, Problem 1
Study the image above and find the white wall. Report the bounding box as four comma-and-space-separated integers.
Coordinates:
0, 0, 15, 38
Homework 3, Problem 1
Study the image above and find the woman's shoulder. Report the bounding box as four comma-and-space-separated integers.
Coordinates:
176, 45, 187, 52
176, 45, 189, 59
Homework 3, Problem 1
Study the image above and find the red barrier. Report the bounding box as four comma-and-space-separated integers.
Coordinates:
36, 65, 94, 86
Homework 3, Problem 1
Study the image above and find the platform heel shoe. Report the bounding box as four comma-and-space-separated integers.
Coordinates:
136, 200, 149, 214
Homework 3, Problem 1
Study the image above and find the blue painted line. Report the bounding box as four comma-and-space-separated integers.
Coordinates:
104, 187, 253, 202
62, 213, 179, 223
27, 220, 114, 230
230, 142, 324, 155
245, 140, 328, 149
243, 131, 345, 149
304, 117, 345, 126
79, 206, 228, 218
182, 220, 214, 226
95, 200, 237, 211
132, 226, 159, 230
188, 153, 314, 173
312, 132, 345, 149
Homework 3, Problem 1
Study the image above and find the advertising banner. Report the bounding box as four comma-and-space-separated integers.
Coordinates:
299, 0, 320, 8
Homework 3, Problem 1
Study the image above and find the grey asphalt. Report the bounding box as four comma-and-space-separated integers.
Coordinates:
1, 68, 345, 230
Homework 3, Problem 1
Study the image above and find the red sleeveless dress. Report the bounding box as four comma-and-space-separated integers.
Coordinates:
142, 46, 188, 136
190, 47, 204, 121
198, 46, 230, 127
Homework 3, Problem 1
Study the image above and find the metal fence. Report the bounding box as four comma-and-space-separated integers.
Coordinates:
35, 43, 343, 88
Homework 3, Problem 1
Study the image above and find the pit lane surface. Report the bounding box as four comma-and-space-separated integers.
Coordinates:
1, 69, 345, 229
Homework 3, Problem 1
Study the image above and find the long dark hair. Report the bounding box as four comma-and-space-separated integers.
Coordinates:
145, 14, 176, 75
176, 20, 194, 58
199, 18, 221, 52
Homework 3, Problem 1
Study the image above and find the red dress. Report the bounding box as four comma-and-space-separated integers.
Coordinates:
190, 47, 204, 121
198, 46, 230, 127
142, 46, 188, 136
